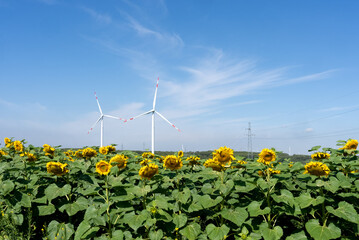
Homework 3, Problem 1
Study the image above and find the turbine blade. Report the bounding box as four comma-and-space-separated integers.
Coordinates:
88, 116, 103, 134
152, 77, 159, 109
94, 92, 103, 115
126, 110, 153, 122
156, 111, 181, 132
104, 114, 126, 122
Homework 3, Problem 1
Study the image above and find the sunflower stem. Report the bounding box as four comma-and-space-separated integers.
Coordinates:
105, 175, 112, 237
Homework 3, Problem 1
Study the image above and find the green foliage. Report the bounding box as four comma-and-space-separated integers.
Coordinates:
0, 140, 359, 239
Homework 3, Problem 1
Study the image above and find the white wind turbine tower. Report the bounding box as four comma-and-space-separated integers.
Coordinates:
88, 92, 125, 147
127, 77, 180, 153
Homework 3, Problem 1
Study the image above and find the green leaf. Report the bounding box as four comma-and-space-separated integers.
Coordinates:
1, 180, 15, 195
285, 231, 307, 240
122, 213, 147, 231
305, 219, 341, 240
179, 223, 201, 240
326, 201, 359, 224
323, 177, 340, 193
47, 221, 74, 240
308, 146, 321, 152
11, 213, 23, 225
220, 207, 248, 227
149, 230, 163, 240
74, 220, 91, 240
206, 224, 230, 240
178, 187, 191, 204
38, 204, 56, 216
59, 202, 83, 216
260, 224, 283, 240
247, 201, 270, 217
295, 192, 324, 209
45, 183, 71, 202
20, 193, 31, 208
272, 189, 295, 208
200, 195, 223, 209
82, 227, 100, 239
173, 214, 187, 229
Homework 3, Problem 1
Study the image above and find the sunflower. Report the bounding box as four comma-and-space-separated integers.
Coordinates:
204, 158, 223, 171
212, 146, 235, 166
4, 138, 11, 148
139, 163, 159, 180
163, 155, 183, 170
43, 144, 55, 156
0, 150, 8, 156
96, 160, 112, 175
107, 145, 116, 153
74, 149, 83, 158
13, 141, 24, 152
82, 148, 97, 159
178, 150, 184, 157
186, 156, 201, 166
21, 152, 37, 162
257, 148, 276, 165
340, 139, 358, 150
311, 152, 330, 161
99, 146, 109, 155
303, 161, 330, 177
110, 154, 128, 170
258, 168, 281, 177
46, 162, 69, 176
142, 152, 155, 159
140, 158, 152, 166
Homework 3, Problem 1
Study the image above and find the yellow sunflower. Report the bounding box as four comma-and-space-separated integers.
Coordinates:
96, 160, 112, 175
0, 150, 8, 156
204, 158, 223, 171
13, 140, 24, 152
99, 146, 109, 155
107, 145, 116, 153
21, 152, 37, 162
340, 139, 358, 150
212, 146, 235, 166
142, 152, 155, 159
46, 162, 69, 176
303, 161, 330, 177
43, 144, 55, 156
74, 149, 83, 158
140, 158, 152, 166
4, 138, 11, 148
82, 148, 97, 159
311, 152, 330, 161
163, 155, 183, 170
178, 150, 184, 157
258, 168, 281, 177
257, 148, 276, 165
186, 156, 201, 166
139, 163, 159, 180
110, 154, 128, 170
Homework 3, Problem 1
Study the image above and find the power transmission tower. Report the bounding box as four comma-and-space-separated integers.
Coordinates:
246, 122, 255, 160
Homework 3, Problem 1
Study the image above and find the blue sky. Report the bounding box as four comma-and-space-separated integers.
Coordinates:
1, 0, 359, 154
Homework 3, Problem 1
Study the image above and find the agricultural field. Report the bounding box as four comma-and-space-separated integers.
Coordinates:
0, 138, 358, 240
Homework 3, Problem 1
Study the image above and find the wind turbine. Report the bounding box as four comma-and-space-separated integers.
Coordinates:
126, 77, 180, 153
88, 92, 125, 147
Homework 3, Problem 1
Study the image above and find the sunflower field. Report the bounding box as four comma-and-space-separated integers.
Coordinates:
0, 138, 359, 240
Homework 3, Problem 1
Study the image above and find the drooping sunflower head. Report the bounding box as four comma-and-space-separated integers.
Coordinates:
139, 163, 159, 180
142, 152, 155, 159
22, 152, 37, 162
258, 167, 280, 177
311, 152, 330, 161
13, 140, 24, 152
46, 162, 69, 176
340, 139, 358, 150
107, 145, 116, 153
99, 146, 109, 155
257, 148, 276, 165
178, 150, 184, 158
0, 150, 7, 156
140, 158, 152, 166
110, 154, 128, 170
212, 146, 235, 166
74, 149, 83, 158
43, 144, 55, 156
186, 156, 201, 166
204, 158, 223, 172
96, 160, 112, 175
82, 148, 97, 159
304, 161, 330, 177
4, 137, 11, 147
163, 155, 183, 171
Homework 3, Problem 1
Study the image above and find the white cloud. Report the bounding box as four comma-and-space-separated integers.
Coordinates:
305, 128, 314, 132
82, 7, 112, 24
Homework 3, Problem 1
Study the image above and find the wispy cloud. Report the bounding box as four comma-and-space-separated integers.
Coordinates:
122, 13, 184, 48
320, 105, 359, 112
82, 7, 112, 24
0, 99, 47, 112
